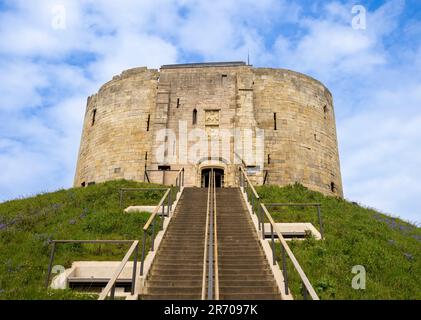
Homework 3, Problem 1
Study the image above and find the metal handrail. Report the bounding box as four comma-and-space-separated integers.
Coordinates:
261, 204, 319, 300
119, 188, 169, 209
139, 168, 184, 277
207, 170, 215, 300
264, 203, 324, 239
45, 240, 138, 295
239, 167, 320, 300
201, 171, 212, 300
213, 171, 219, 300
239, 166, 260, 200
139, 188, 171, 276
142, 189, 171, 230
99, 240, 139, 300
145, 168, 185, 186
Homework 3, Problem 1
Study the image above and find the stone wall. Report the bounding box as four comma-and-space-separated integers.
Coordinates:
74, 63, 343, 197
74, 67, 159, 187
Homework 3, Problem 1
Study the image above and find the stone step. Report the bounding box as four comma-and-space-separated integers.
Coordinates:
142, 293, 201, 300
146, 286, 202, 294
146, 280, 203, 287
219, 286, 279, 294
149, 268, 204, 276
219, 293, 281, 300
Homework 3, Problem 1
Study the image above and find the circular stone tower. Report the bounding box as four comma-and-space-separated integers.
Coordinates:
74, 62, 343, 197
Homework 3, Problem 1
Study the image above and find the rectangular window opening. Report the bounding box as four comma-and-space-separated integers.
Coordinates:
146, 114, 150, 131
158, 165, 171, 171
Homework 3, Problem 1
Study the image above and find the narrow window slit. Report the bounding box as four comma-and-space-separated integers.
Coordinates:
274, 113, 277, 130
193, 109, 197, 125
91, 109, 97, 126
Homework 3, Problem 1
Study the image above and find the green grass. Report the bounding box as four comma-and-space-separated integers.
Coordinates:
0, 180, 169, 300
256, 183, 421, 300
1, 180, 419, 300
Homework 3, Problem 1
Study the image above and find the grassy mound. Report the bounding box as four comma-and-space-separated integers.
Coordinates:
0, 181, 419, 299
256, 184, 421, 300
0, 180, 167, 300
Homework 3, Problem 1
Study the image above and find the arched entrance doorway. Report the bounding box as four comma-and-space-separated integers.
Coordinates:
201, 168, 224, 188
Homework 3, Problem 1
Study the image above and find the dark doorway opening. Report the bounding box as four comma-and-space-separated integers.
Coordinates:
201, 168, 224, 188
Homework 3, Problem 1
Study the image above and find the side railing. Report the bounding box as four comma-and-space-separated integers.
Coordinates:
239, 166, 320, 300
98, 240, 139, 300
263, 203, 324, 240
119, 188, 169, 209
144, 168, 185, 186
239, 166, 260, 216
260, 204, 319, 300
139, 188, 172, 276
45, 240, 138, 296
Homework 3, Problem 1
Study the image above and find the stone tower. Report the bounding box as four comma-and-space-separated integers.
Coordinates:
74, 62, 343, 197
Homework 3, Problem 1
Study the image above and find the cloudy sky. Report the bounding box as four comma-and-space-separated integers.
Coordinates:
0, 0, 420, 224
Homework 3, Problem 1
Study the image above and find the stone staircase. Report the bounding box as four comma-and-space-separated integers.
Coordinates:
216, 188, 281, 300
142, 188, 207, 299
141, 187, 281, 300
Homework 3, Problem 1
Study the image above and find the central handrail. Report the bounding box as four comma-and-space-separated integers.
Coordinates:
213, 171, 219, 300
201, 171, 212, 299
207, 170, 214, 300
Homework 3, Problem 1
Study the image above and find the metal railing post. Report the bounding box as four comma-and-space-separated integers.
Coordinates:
167, 192, 170, 217
140, 231, 146, 276
317, 205, 324, 239
45, 241, 56, 288
169, 189, 172, 216
110, 284, 116, 299
161, 203, 165, 229
151, 218, 156, 251
302, 282, 308, 300
261, 216, 265, 239
131, 243, 139, 295
258, 204, 262, 230
271, 224, 276, 265
281, 245, 289, 295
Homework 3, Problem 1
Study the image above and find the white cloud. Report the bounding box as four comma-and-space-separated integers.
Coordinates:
0, 0, 420, 225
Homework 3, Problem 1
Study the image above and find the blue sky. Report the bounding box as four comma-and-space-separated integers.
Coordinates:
0, 0, 420, 224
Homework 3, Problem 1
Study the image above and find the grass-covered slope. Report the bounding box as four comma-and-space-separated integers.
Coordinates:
0, 181, 419, 299
256, 184, 421, 300
0, 180, 167, 300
